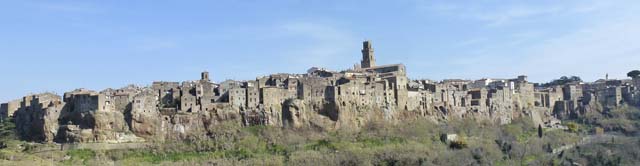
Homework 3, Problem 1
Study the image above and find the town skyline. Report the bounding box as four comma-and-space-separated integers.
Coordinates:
2, 0, 639, 102
0, 43, 633, 103
5, 39, 638, 146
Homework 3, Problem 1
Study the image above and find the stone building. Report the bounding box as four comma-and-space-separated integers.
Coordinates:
152, 81, 180, 108
63, 89, 111, 112
2, 98, 24, 118
100, 85, 140, 113
361, 40, 375, 68
597, 86, 623, 107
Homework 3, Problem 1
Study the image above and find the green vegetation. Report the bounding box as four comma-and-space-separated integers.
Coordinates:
538, 76, 582, 87
448, 139, 467, 149
1, 117, 583, 165
65, 149, 96, 165
578, 105, 640, 134
628, 70, 640, 79
2, 106, 640, 165
0, 120, 16, 139
566, 122, 580, 133
560, 136, 640, 165
0, 120, 19, 160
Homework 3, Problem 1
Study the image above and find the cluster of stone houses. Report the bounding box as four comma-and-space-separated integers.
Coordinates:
1, 40, 639, 143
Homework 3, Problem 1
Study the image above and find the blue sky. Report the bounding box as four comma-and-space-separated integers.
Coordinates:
1, 0, 640, 102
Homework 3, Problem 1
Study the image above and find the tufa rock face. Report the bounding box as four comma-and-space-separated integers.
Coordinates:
91, 111, 130, 142
13, 93, 64, 143
129, 89, 162, 140
282, 99, 307, 128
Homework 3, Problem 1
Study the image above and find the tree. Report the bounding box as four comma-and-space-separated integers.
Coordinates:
628, 70, 640, 79
569, 76, 582, 82
566, 122, 579, 133
537, 124, 543, 138
539, 76, 583, 87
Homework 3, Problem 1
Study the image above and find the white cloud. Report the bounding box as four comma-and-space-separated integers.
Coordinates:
517, 16, 640, 82
412, 0, 640, 82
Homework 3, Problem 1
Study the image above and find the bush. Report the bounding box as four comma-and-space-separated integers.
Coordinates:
65, 149, 96, 165
449, 139, 468, 149
0, 120, 17, 142
306, 139, 337, 151
566, 122, 579, 133
580, 105, 640, 134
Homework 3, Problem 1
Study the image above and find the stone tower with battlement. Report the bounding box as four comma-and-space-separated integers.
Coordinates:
361, 40, 376, 68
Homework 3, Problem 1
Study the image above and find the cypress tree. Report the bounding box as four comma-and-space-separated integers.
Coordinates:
538, 124, 543, 138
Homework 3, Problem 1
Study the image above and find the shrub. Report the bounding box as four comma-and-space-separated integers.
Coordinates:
566, 122, 579, 133
0, 120, 17, 142
306, 139, 337, 151
594, 127, 604, 135
449, 139, 468, 149
66, 149, 96, 165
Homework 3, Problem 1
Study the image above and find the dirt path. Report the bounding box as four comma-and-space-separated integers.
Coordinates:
30, 142, 151, 154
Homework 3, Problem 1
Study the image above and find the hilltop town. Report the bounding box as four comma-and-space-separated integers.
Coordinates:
1, 41, 639, 143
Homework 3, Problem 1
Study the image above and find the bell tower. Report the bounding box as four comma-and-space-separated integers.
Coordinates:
361, 40, 376, 68
201, 71, 210, 82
